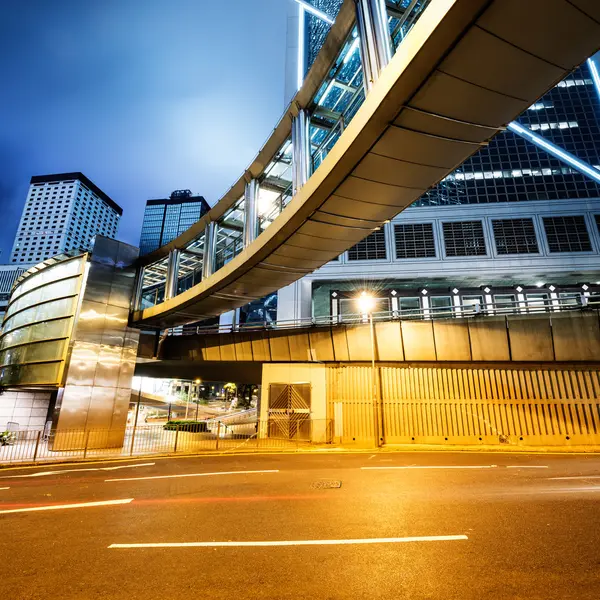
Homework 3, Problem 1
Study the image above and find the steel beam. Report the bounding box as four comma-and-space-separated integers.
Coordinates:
164, 250, 180, 301
202, 222, 216, 280
292, 109, 311, 195
244, 179, 259, 247
355, 0, 393, 93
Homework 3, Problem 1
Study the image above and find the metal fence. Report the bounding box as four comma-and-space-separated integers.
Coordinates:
180, 296, 600, 336
0, 419, 334, 466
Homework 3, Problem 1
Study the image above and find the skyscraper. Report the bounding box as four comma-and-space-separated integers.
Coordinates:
139, 190, 210, 255
9, 172, 122, 264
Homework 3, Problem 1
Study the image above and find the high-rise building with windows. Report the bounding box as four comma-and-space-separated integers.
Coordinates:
275, 0, 600, 322
139, 190, 210, 256
9, 173, 122, 265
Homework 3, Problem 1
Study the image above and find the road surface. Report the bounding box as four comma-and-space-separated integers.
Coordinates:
1, 452, 600, 599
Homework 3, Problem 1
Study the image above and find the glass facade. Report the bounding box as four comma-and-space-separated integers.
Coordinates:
418, 63, 600, 206
302, 4, 600, 210
139, 191, 210, 255
0, 255, 85, 387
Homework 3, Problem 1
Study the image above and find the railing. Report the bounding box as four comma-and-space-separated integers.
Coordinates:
174, 296, 599, 336
0, 419, 333, 465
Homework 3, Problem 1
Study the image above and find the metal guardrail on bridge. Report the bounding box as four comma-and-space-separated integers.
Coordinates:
169, 297, 600, 337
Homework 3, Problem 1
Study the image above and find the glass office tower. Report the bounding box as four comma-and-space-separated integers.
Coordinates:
139, 190, 210, 255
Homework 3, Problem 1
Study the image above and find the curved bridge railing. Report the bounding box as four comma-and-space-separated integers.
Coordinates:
132, 0, 600, 329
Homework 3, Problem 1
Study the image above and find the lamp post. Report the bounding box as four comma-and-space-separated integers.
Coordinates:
194, 378, 201, 420
356, 292, 382, 447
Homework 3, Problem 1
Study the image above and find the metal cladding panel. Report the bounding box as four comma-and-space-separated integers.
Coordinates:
219, 334, 237, 361
331, 326, 350, 362
268, 331, 291, 362
552, 313, 600, 362
393, 108, 497, 144
371, 127, 481, 169
570, 0, 600, 21
285, 232, 360, 252
346, 325, 375, 362
288, 331, 311, 362
309, 329, 335, 362
202, 336, 221, 361
251, 333, 271, 362
439, 27, 564, 100
84, 263, 113, 305
409, 70, 529, 128
66, 341, 99, 387
478, 0, 600, 70
100, 305, 129, 347
310, 211, 381, 229
94, 345, 123, 388
374, 321, 404, 362
320, 196, 401, 222
468, 318, 510, 362
432, 320, 471, 361
401, 321, 436, 361
117, 346, 137, 388
507, 316, 555, 362
264, 254, 325, 270
335, 177, 423, 206
85, 386, 117, 430
73, 300, 107, 345
272, 243, 339, 262
299, 220, 373, 242
234, 333, 254, 361
353, 153, 449, 189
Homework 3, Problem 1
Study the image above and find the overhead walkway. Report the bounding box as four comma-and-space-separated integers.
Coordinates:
132, 0, 600, 329
137, 305, 600, 371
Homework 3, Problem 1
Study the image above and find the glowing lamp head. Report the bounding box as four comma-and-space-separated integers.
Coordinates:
357, 292, 376, 314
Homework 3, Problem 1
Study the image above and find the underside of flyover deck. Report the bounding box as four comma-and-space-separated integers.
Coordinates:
132, 0, 600, 329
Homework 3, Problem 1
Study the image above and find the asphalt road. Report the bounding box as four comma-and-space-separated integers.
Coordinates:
2, 451, 600, 599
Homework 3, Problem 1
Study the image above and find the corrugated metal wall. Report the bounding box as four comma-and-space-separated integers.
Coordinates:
328, 365, 600, 446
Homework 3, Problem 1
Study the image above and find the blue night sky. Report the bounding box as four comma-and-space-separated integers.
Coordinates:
0, 0, 290, 258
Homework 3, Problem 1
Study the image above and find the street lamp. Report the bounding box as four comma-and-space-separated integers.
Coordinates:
356, 292, 382, 447
194, 379, 201, 420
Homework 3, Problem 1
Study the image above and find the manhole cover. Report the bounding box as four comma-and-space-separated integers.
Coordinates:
311, 479, 342, 489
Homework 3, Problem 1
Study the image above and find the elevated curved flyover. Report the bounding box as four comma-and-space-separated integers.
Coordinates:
133, 0, 600, 329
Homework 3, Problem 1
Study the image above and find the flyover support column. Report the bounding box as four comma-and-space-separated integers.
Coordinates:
292, 108, 310, 195
354, 0, 392, 93
244, 179, 259, 248
165, 249, 180, 301
202, 222, 216, 280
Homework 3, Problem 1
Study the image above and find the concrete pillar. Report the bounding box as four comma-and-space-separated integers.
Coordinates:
202, 222, 216, 280
292, 109, 311, 195
244, 179, 259, 247
277, 278, 313, 324
355, 0, 392, 93
165, 249, 180, 301
133, 267, 145, 310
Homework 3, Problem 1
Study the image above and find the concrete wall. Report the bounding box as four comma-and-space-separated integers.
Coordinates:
0, 391, 51, 430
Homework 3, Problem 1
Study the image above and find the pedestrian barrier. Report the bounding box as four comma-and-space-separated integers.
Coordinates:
0, 419, 334, 465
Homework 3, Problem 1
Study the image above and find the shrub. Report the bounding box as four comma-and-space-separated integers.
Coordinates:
163, 421, 208, 433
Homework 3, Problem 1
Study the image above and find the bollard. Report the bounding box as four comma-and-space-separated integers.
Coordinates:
32, 430, 42, 462
173, 424, 180, 453
215, 422, 221, 451
83, 430, 91, 459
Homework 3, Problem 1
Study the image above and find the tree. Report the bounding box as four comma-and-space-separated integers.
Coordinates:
223, 382, 237, 404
